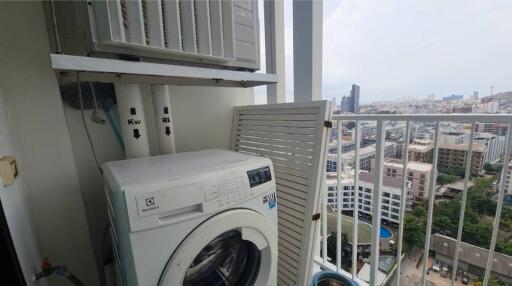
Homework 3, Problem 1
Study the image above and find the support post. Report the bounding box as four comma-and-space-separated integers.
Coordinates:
264, 0, 286, 103
293, 0, 323, 102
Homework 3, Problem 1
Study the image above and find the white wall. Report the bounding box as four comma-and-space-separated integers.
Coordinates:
0, 91, 47, 286
0, 2, 99, 285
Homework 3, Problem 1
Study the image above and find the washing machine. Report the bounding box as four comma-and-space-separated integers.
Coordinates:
103, 149, 278, 286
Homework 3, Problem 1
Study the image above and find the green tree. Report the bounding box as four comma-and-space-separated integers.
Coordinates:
462, 222, 493, 247
496, 241, 512, 256
403, 206, 427, 250
484, 163, 503, 174
437, 173, 458, 185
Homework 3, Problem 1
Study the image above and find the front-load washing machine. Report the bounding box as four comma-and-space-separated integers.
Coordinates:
103, 149, 278, 286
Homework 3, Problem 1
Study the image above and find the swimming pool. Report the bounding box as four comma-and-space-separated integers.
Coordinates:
380, 226, 393, 239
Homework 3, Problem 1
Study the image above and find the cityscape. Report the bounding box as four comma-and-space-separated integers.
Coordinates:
325, 85, 512, 285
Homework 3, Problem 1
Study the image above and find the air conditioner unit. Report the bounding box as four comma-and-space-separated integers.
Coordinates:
46, 0, 260, 71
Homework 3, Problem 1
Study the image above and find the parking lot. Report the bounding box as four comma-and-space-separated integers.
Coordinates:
399, 249, 472, 286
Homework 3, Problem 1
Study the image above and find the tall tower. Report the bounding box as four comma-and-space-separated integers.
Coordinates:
350, 84, 360, 113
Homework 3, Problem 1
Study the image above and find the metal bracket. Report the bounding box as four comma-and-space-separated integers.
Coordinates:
324, 121, 333, 128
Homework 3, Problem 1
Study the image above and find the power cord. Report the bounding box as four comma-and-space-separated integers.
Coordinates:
76, 73, 103, 175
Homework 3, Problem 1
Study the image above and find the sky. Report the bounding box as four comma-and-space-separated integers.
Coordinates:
255, 0, 512, 105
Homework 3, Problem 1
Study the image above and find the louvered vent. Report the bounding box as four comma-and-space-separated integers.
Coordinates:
230, 101, 331, 286
95, 0, 252, 60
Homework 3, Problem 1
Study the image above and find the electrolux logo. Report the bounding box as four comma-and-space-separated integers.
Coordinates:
142, 196, 159, 212
145, 197, 155, 206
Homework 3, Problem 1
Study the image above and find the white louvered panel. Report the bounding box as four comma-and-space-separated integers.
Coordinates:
194, 0, 212, 55
236, 140, 315, 157
233, 0, 258, 62
221, 0, 235, 59
89, 0, 259, 69
231, 101, 331, 286
275, 172, 310, 186
238, 129, 315, 143
239, 119, 317, 128
209, 0, 224, 57
124, 0, 146, 44
277, 195, 307, 213
106, 0, 126, 42
277, 191, 307, 206
277, 185, 307, 200
274, 165, 311, 180
145, 0, 165, 47
278, 219, 303, 237
179, 0, 197, 53
238, 136, 315, 150
275, 178, 309, 193
162, 0, 182, 50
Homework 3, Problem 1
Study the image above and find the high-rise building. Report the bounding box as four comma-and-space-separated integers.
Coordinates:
443, 94, 464, 101
340, 84, 360, 113
326, 171, 412, 224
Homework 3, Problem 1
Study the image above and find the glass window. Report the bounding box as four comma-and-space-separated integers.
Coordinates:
392, 194, 400, 200
383, 192, 390, 198
183, 230, 261, 286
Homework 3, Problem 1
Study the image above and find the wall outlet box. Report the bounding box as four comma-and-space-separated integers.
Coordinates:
0, 156, 18, 186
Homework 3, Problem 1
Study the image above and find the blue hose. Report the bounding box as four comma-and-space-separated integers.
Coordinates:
105, 108, 125, 151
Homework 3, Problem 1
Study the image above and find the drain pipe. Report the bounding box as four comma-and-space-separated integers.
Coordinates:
114, 83, 150, 158
151, 85, 176, 154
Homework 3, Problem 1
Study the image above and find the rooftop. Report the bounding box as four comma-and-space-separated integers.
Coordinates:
384, 158, 433, 172
439, 143, 486, 152
431, 234, 512, 278
326, 171, 405, 189
408, 144, 434, 153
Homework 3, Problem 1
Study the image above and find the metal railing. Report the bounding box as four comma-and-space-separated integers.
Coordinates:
315, 114, 512, 286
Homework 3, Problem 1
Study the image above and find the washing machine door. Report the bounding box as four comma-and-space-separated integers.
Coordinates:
158, 209, 277, 286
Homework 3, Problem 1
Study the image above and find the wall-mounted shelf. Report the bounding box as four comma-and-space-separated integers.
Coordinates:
51, 54, 277, 88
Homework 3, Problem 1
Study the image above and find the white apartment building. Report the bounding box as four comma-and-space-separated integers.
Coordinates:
473, 132, 506, 164
327, 140, 356, 154
372, 158, 433, 201
326, 171, 412, 224
327, 142, 398, 172
439, 131, 469, 145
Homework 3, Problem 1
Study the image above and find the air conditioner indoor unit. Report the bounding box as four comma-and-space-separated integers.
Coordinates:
46, 0, 260, 71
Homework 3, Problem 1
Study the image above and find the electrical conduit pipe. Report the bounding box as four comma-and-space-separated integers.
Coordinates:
114, 83, 150, 158
151, 85, 176, 154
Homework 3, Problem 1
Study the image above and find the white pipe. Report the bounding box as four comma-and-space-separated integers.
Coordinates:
151, 85, 176, 154
114, 83, 150, 158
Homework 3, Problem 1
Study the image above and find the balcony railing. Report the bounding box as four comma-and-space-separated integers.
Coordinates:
315, 114, 512, 286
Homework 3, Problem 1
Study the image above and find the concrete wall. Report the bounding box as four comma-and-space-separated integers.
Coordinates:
0, 91, 48, 285
1, 1, 254, 285
0, 2, 100, 285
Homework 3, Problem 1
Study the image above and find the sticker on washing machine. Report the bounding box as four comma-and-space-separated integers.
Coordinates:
263, 193, 276, 209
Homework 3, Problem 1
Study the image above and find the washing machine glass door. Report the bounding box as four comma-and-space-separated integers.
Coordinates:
183, 229, 260, 285
158, 209, 277, 286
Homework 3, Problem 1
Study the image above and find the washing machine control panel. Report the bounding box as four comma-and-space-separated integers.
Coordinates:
204, 165, 274, 210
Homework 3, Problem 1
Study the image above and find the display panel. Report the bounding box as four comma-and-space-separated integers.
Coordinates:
247, 166, 272, 188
